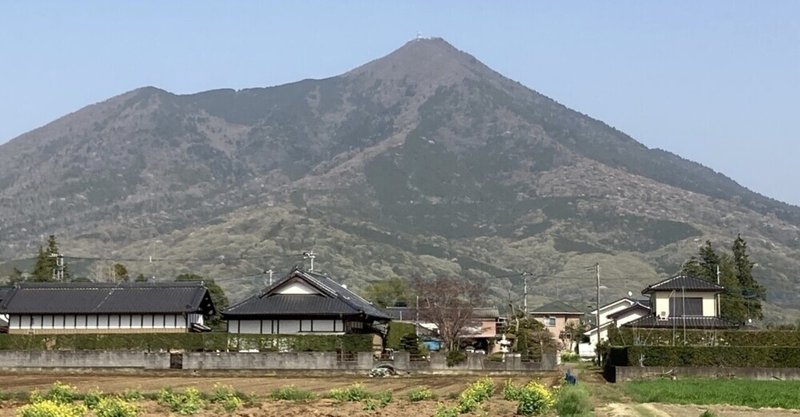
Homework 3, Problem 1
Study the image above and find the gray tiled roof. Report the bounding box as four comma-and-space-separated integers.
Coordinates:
621, 314, 739, 329
530, 300, 584, 315
222, 268, 391, 321
0, 282, 215, 315
642, 275, 725, 294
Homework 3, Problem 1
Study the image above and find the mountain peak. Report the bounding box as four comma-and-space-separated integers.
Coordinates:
345, 37, 494, 86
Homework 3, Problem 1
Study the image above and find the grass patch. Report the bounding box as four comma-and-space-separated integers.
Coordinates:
624, 378, 800, 409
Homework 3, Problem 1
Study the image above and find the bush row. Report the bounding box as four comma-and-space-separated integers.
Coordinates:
607, 346, 800, 368
0, 333, 373, 352
608, 327, 800, 347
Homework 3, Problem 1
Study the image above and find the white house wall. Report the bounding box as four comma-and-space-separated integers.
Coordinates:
8, 314, 191, 334
227, 319, 344, 334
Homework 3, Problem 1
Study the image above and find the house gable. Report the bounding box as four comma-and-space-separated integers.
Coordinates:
273, 278, 321, 295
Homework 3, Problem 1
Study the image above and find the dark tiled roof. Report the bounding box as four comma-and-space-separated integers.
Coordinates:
530, 300, 584, 315
621, 314, 739, 329
642, 275, 725, 294
223, 269, 391, 321
0, 282, 215, 315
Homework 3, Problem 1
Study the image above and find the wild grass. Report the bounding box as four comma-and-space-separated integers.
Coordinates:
624, 378, 800, 409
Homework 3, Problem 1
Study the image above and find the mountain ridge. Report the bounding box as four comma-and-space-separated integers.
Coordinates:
1, 38, 798, 321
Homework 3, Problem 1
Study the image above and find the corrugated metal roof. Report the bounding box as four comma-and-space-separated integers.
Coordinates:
621, 314, 739, 329
0, 282, 215, 315
223, 268, 391, 321
643, 275, 725, 294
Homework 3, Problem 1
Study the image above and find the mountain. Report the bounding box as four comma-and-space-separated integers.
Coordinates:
1, 38, 799, 321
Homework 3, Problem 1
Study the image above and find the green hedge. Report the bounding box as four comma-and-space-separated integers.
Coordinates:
608, 327, 800, 347
385, 322, 416, 350
607, 346, 800, 368
0, 333, 373, 352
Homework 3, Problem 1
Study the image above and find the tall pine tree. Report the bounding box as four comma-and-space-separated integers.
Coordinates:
30, 235, 70, 282
681, 238, 762, 324
732, 234, 765, 321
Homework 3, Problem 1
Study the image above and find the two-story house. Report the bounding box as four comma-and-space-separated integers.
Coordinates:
530, 301, 584, 350
621, 274, 739, 329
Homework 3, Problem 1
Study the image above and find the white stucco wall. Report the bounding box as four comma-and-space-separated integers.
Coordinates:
8, 313, 189, 333
227, 319, 344, 334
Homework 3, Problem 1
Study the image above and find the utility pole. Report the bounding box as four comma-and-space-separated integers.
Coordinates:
595, 263, 601, 346
716, 264, 721, 317
303, 251, 316, 271
522, 272, 529, 314
267, 269, 274, 286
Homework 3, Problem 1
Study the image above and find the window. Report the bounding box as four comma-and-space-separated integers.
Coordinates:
545, 317, 556, 327
670, 297, 703, 316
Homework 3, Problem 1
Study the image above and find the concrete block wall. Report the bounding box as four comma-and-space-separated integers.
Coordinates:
614, 366, 800, 382
0, 351, 169, 369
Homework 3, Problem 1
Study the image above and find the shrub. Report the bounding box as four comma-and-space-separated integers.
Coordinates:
120, 389, 143, 402
516, 382, 555, 416
209, 384, 243, 413
94, 397, 139, 417
458, 377, 495, 413
328, 383, 370, 402
502, 379, 524, 401
31, 382, 78, 405
407, 386, 435, 402
362, 391, 391, 411
700, 411, 718, 417
446, 351, 466, 367
82, 389, 104, 410
269, 385, 315, 401
432, 403, 459, 417
561, 352, 580, 362
554, 384, 592, 417
157, 387, 205, 415
220, 396, 242, 413
17, 400, 86, 417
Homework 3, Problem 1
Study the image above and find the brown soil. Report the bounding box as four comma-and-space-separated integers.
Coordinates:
1, 372, 798, 417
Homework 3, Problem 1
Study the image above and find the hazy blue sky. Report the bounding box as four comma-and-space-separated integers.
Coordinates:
2, 2, 798, 205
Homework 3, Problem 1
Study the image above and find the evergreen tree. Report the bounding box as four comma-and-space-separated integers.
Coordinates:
113, 263, 130, 282
30, 235, 70, 282
31, 246, 55, 282
732, 234, 765, 321
681, 238, 762, 324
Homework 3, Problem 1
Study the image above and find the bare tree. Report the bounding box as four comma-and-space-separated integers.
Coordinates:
413, 276, 484, 352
